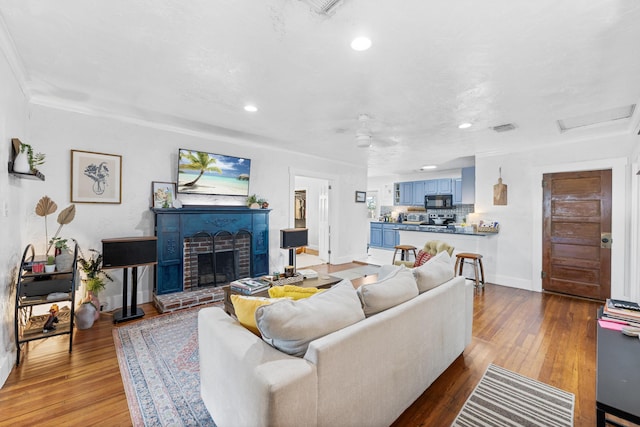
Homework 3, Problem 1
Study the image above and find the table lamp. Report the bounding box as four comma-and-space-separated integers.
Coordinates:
280, 228, 308, 272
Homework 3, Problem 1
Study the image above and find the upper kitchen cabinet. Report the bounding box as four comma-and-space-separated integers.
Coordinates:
394, 182, 415, 205
453, 178, 462, 205
412, 181, 426, 206
425, 178, 453, 195
461, 167, 475, 204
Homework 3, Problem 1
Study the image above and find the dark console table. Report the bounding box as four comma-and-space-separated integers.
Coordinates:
596, 315, 640, 426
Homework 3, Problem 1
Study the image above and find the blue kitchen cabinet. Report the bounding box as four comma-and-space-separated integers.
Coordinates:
382, 223, 400, 248
424, 180, 438, 195
399, 182, 413, 205
370, 222, 383, 247
453, 178, 462, 205
412, 180, 426, 206
461, 166, 475, 204
437, 178, 453, 194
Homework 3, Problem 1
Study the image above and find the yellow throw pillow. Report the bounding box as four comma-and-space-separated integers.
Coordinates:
268, 285, 324, 300
231, 295, 277, 336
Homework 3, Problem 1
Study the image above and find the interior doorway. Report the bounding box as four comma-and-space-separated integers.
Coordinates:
294, 175, 330, 267
542, 169, 612, 300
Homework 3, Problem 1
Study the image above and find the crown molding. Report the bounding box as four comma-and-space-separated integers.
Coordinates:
0, 11, 31, 98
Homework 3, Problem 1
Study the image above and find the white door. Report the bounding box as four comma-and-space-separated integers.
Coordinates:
318, 181, 330, 263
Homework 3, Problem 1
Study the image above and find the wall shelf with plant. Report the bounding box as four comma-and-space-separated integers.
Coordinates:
8, 138, 45, 181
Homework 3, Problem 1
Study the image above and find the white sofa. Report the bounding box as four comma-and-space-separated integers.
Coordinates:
198, 271, 473, 427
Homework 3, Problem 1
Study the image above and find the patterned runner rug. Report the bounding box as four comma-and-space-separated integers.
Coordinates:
113, 306, 219, 426
452, 364, 574, 427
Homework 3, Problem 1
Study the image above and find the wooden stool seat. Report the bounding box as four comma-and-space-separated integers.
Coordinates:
454, 252, 485, 290
392, 245, 418, 264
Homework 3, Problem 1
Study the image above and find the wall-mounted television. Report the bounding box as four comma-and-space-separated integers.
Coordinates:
177, 148, 251, 196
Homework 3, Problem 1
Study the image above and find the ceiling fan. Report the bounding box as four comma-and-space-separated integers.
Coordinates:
353, 114, 402, 148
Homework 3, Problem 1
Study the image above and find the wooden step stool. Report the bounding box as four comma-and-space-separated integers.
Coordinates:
454, 252, 485, 290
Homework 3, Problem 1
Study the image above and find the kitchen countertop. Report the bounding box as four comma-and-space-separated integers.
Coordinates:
371, 221, 497, 237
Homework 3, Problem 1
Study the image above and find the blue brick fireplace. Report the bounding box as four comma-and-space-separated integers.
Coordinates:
153, 206, 270, 295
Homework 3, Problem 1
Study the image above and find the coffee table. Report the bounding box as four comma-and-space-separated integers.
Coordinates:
596, 312, 640, 426
223, 274, 343, 317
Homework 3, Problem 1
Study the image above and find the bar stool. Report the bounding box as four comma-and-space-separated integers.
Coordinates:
392, 245, 417, 264
454, 252, 485, 290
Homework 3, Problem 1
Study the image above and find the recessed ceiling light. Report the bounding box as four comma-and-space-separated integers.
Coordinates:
244, 105, 258, 112
351, 37, 372, 51
421, 165, 437, 170
458, 122, 472, 129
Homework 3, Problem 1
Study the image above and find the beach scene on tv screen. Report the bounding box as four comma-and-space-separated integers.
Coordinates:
178, 149, 250, 196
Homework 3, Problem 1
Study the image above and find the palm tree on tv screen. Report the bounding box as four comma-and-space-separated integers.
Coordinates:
179, 151, 222, 187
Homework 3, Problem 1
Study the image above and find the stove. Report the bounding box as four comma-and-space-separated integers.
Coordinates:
427, 213, 456, 226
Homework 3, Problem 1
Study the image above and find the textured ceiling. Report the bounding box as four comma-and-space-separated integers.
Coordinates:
1, 0, 640, 177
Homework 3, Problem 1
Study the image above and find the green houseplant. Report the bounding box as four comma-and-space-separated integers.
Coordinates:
77, 248, 113, 328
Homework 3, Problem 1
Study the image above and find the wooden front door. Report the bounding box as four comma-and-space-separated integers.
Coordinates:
542, 170, 612, 300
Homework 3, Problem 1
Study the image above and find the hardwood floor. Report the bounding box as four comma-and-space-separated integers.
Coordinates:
0, 264, 602, 426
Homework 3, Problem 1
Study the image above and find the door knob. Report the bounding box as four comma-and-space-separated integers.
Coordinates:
601, 233, 612, 249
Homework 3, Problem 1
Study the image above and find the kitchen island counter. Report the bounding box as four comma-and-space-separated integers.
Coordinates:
372, 222, 498, 237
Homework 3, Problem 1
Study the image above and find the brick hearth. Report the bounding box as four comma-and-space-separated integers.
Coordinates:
153, 286, 225, 313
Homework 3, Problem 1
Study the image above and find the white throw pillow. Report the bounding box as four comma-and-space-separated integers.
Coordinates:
255, 280, 365, 356
413, 250, 454, 293
357, 266, 418, 316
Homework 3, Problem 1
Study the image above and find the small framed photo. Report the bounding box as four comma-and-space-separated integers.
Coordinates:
71, 150, 122, 204
152, 181, 177, 208
355, 191, 366, 203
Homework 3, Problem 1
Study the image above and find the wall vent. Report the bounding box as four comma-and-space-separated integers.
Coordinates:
299, 0, 344, 15
492, 123, 517, 132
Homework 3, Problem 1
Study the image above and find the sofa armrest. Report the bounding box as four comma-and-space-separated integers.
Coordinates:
198, 307, 317, 427
464, 279, 474, 347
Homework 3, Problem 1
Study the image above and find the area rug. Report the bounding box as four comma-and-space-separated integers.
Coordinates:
330, 264, 380, 281
452, 364, 574, 427
113, 307, 219, 427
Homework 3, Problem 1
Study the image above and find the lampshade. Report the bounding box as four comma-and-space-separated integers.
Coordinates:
280, 228, 308, 249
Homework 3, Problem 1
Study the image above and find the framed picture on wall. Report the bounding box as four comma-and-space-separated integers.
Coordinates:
152, 181, 177, 208
355, 191, 366, 203
70, 150, 122, 204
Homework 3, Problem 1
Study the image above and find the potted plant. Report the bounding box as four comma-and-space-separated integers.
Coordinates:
44, 255, 56, 273
246, 194, 261, 209
50, 237, 74, 272
13, 141, 45, 173
76, 248, 113, 328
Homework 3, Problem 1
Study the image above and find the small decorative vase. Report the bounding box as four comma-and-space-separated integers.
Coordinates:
44, 264, 56, 273
55, 252, 74, 272
249, 202, 260, 209
12, 152, 30, 173
75, 302, 97, 329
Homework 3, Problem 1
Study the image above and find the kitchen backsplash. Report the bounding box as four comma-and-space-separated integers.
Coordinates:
380, 204, 475, 223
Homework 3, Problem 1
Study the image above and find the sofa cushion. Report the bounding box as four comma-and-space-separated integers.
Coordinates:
413, 250, 433, 267
231, 295, 284, 336
268, 284, 324, 300
357, 266, 419, 316
413, 250, 454, 293
255, 280, 365, 356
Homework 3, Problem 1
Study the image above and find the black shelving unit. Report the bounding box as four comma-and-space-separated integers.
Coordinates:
14, 242, 78, 365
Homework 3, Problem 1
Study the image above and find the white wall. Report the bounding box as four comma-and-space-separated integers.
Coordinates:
0, 102, 368, 384
0, 42, 29, 387
474, 134, 637, 299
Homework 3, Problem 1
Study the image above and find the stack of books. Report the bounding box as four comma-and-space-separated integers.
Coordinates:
230, 277, 270, 295
602, 299, 640, 326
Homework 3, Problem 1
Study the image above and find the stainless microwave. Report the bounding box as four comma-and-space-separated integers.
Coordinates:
424, 194, 453, 209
